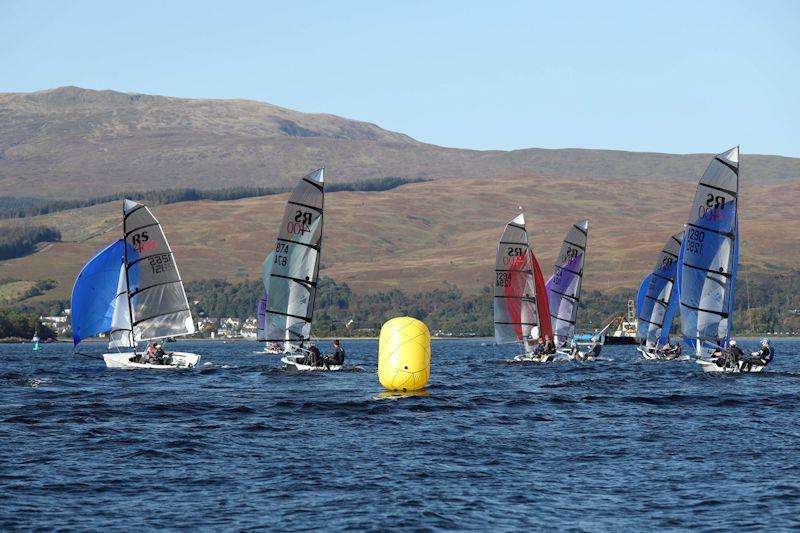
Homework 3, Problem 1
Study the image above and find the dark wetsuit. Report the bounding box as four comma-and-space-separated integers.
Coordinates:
714, 346, 744, 368
741, 346, 773, 371
303, 346, 322, 367
543, 340, 556, 355
324, 346, 345, 368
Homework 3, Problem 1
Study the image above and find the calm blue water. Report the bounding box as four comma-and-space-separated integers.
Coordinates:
1, 339, 799, 531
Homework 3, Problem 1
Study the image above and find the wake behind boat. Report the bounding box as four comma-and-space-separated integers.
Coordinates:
71, 199, 200, 369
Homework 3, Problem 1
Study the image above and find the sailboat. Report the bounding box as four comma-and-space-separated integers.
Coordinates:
71, 199, 199, 369
493, 213, 554, 362
546, 219, 600, 360
676, 147, 755, 373
635, 231, 685, 360
259, 169, 333, 370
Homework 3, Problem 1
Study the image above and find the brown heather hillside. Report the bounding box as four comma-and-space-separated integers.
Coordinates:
0, 174, 797, 305
1, 87, 798, 199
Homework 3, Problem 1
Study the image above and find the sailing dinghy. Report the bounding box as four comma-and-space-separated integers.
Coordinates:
260, 169, 337, 370
493, 214, 555, 362
71, 200, 199, 369
676, 147, 760, 373
635, 231, 685, 360
545, 220, 601, 361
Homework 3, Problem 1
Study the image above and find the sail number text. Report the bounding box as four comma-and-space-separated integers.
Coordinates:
287, 210, 314, 236
686, 228, 704, 255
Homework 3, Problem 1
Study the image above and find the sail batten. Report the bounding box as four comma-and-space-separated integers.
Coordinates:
493, 214, 542, 345
263, 169, 325, 344
122, 200, 195, 342
546, 220, 590, 342
678, 146, 740, 351
636, 231, 684, 346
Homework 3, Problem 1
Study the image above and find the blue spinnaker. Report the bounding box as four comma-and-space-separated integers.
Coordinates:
71, 239, 124, 345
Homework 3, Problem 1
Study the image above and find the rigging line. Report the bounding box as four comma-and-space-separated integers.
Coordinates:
73, 350, 103, 361
67, 219, 123, 244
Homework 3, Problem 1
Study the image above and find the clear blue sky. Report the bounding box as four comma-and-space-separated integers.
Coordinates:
3, 0, 799, 156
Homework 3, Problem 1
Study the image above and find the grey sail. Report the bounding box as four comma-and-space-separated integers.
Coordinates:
546, 220, 590, 342
121, 199, 195, 342
678, 147, 739, 351
263, 169, 324, 344
493, 214, 539, 345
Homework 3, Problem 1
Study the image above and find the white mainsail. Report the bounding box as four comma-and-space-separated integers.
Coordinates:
493, 214, 539, 346
115, 199, 195, 345
263, 169, 324, 346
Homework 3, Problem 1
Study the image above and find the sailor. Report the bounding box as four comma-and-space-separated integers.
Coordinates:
153, 343, 168, 364
543, 335, 556, 355
569, 339, 579, 356
141, 342, 158, 363
661, 340, 681, 358
533, 336, 545, 355
741, 338, 774, 372
323, 339, 345, 369
713, 340, 744, 368
304, 343, 322, 367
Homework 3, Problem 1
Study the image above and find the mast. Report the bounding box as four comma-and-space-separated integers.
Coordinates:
121, 201, 136, 352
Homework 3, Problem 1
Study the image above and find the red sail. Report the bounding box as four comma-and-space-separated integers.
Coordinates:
504, 253, 533, 340
532, 254, 554, 339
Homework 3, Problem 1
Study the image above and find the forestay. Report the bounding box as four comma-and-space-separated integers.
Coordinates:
120, 199, 195, 342
263, 169, 324, 344
636, 231, 684, 346
493, 214, 539, 344
71, 239, 125, 345
546, 220, 590, 342
678, 147, 739, 349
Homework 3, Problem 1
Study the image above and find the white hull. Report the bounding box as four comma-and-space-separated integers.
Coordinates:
512, 353, 558, 363
697, 359, 765, 373
103, 351, 200, 369
636, 346, 682, 361
280, 354, 342, 371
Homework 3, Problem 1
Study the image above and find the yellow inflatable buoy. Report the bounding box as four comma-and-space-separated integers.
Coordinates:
378, 317, 431, 391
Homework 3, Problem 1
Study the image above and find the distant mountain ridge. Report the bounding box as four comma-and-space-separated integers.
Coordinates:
0, 86, 798, 198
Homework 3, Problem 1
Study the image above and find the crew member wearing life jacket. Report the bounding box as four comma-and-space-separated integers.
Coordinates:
303, 343, 322, 367
741, 338, 774, 372
543, 335, 556, 355
323, 339, 345, 369
713, 340, 744, 368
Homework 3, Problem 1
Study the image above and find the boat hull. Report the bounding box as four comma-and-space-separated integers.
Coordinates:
512, 353, 558, 363
636, 346, 682, 360
697, 359, 765, 373
281, 354, 342, 371
103, 351, 200, 369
